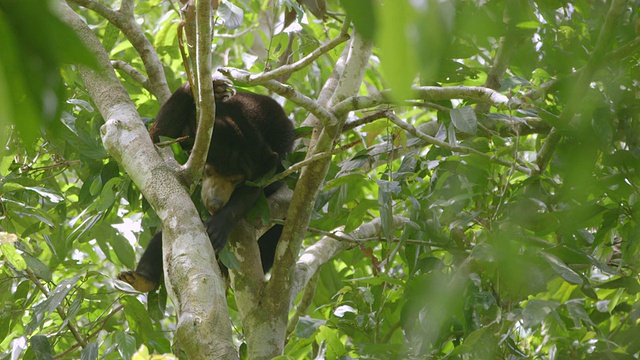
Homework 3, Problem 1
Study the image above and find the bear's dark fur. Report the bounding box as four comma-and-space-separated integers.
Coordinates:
117, 79, 294, 292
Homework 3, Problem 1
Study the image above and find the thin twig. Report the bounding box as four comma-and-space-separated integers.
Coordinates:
155, 135, 190, 147
246, 20, 350, 83
111, 60, 150, 89
54, 304, 125, 359
385, 111, 532, 175
263, 139, 361, 186
25, 269, 88, 348
21, 160, 82, 173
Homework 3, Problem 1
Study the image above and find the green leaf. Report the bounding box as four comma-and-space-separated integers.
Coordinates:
340, 0, 376, 40
98, 177, 122, 212
109, 232, 136, 269
116, 331, 137, 360
375, 0, 418, 101
80, 342, 99, 360
29, 335, 53, 360
541, 252, 583, 285
102, 22, 120, 53
22, 253, 53, 282
450, 106, 478, 135
295, 316, 325, 339
1, 242, 26, 271
219, 247, 240, 271
24, 187, 63, 203
27, 276, 81, 334
316, 326, 346, 360
122, 296, 156, 344
218, 1, 244, 30
522, 299, 559, 328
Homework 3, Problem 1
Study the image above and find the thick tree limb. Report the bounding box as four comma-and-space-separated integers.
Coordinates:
60, 4, 236, 360
251, 31, 373, 359
179, 0, 216, 189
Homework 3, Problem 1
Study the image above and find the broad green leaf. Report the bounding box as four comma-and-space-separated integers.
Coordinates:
375, 0, 418, 101
80, 342, 99, 360
218, 1, 244, 30
122, 296, 157, 344
0, 242, 26, 271
522, 299, 560, 328
22, 253, 52, 282
450, 106, 478, 135
29, 335, 53, 360
541, 252, 583, 285
116, 332, 137, 360
340, 0, 376, 40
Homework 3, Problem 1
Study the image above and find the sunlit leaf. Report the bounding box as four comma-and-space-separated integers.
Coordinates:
218, 1, 244, 30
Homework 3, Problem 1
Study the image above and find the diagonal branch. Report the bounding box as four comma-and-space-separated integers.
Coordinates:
219, 67, 339, 127
61, 3, 235, 359
67, 0, 171, 103
243, 20, 350, 83
290, 216, 407, 305
535, 0, 629, 174
386, 111, 533, 175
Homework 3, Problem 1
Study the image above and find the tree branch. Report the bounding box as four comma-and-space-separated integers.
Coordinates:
111, 60, 150, 90
219, 68, 339, 127
386, 111, 533, 175
244, 20, 350, 83
331, 86, 511, 118
60, 4, 235, 359
179, 0, 216, 190
535, 0, 628, 174
263, 139, 360, 187
290, 216, 406, 305
67, 0, 171, 103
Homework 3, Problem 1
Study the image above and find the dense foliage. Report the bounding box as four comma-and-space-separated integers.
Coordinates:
1, 0, 639, 359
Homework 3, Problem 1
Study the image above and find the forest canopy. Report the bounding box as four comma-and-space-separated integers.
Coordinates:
1, 0, 640, 359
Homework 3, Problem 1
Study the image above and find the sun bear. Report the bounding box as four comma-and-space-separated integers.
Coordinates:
117, 77, 295, 292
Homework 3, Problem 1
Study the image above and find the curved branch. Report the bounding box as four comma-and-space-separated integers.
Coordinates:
219, 67, 339, 127
386, 111, 533, 175
331, 86, 511, 117
68, 0, 171, 103
179, 0, 216, 189
290, 216, 407, 305
247, 21, 350, 83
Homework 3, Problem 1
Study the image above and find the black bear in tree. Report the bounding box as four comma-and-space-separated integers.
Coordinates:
117, 77, 295, 292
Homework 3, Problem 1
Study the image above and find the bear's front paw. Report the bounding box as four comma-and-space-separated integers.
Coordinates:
205, 216, 232, 252
117, 271, 158, 293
